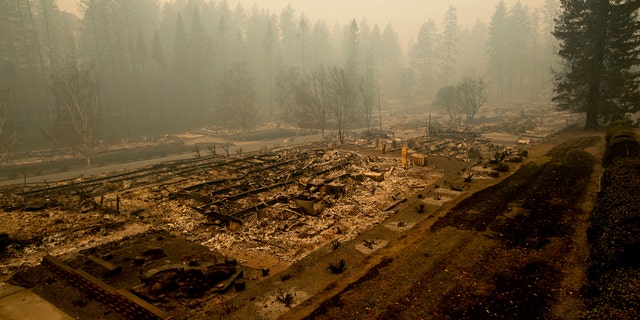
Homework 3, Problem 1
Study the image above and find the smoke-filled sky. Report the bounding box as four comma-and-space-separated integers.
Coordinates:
56, 0, 546, 46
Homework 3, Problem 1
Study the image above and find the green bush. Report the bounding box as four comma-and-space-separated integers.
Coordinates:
603, 137, 640, 166
586, 128, 640, 316
605, 125, 636, 146
604, 125, 640, 166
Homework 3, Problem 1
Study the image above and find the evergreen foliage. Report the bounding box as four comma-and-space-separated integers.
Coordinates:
553, 0, 640, 130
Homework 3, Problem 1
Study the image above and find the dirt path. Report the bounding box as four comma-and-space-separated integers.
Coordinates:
285, 129, 605, 320
0, 133, 323, 186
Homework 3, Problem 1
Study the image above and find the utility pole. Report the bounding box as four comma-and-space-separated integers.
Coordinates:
377, 86, 382, 132
426, 105, 432, 137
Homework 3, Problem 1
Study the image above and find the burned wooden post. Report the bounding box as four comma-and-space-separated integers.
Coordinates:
87, 255, 122, 277
402, 146, 407, 167
222, 143, 230, 157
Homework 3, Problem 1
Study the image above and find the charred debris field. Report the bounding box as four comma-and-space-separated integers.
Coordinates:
295, 134, 603, 320
296, 128, 640, 320
3, 125, 638, 319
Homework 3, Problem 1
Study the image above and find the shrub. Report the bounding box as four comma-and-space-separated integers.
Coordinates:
604, 125, 640, 166
493, 163, 509, 172
586, 128, 640, 316
605, 125, 636, 146
328, 259, 346, 274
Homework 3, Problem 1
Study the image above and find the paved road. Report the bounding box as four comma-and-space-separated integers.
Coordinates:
1, 134, 324, 186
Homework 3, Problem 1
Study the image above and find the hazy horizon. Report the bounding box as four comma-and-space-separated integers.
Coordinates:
4, 0, 559, 157
56, 0, 546, 47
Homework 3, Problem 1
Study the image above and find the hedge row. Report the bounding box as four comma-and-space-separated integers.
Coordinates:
584, 125, 640, 319
603, 125, 640, 166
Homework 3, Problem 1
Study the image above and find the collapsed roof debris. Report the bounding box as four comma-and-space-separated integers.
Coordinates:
0, 106, 571, 318
0, 144, 445, 319
1, 105, 569, 273
0, 146, 441, 272
145, 148, 443, 263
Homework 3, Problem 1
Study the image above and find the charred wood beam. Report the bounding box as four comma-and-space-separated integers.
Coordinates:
208, 182, 250, 197
196, 160, 348, 212
168, 192, 210, 203
18, 154, 243, 198
244, 158, 301, 174
230, 198, 281, 219
183, 176, 244, 191
383, 198, 408, 211
87, 255, 123, 277
204, 211, 243, 225
227, 181, 289, 201
183, 157, 307, 193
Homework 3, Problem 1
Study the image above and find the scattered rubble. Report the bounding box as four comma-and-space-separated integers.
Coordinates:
0, 106, 572, 318
0, 112, 558, 273
0, 138, 449, 319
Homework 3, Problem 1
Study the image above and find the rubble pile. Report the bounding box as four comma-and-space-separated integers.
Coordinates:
3, 105, 565, 275
401, 130, 531, 165
0, 195, 135, 270
0, 109, 574, 319
146, 148, 442, 263
0, 146, 441, 276
135, 260, 239, 299
374, 105, 575, 164
404, 132, 486, 162
477, 108, 575, 137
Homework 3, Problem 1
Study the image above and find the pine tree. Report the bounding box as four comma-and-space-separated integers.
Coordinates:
487, 1, 509, 100
410, 20, 439, 102
280, 5, 297, 67
344, 19, 360, 76
441, 5, 459, 86
553, 0, 640, 130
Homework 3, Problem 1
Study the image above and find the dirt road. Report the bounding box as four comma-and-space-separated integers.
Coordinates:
0, 133, 324, 186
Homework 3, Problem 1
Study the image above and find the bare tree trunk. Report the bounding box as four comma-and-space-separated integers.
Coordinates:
41, 0, 55, 73
24, 0, 46, 77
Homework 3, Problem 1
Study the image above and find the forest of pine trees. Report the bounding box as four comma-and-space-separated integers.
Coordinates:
0, 0, 562, 155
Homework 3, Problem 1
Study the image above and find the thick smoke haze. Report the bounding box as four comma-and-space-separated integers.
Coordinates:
1, 0, 559, 158
57, 0, 545, 46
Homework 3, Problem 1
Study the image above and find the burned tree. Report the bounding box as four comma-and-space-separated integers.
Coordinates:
0, 88, 19, 161
48, 60, 101, 167
433, 85, 462, 129
297, 66, 329, 138
457, 77, 488, 123
276, 67, 300, 127
360, 71, 375, 133
327, 67, 357, 145
399, 67, 415, 112
222, 63, 255, 138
